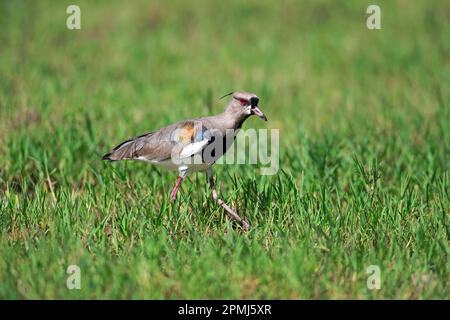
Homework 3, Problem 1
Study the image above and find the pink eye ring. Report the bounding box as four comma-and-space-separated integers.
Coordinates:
239, 99, 247, 106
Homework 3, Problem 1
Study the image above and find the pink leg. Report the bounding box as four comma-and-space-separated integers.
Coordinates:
207, 169, 250, 230
170, 176, 183, 201
208, 172, 218, 201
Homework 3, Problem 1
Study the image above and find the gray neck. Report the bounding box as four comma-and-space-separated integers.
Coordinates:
222, 104, 249, 130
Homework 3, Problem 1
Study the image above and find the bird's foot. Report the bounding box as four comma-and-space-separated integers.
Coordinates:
240, 219, 250, 231
217, 199, 250, 231
169, 188, 178, 202
212, 189, 218, 201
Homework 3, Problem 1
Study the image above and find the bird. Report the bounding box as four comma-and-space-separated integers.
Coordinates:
102, 91, 267, 230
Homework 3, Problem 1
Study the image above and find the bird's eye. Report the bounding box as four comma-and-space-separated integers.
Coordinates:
239, 99, 247, 106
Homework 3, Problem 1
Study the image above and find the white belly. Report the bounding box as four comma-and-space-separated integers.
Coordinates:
137, 157, 211, 173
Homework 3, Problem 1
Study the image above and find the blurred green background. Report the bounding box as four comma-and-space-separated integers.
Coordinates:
0, 0, 448, 299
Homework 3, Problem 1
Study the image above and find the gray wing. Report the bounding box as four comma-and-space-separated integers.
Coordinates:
102, 120, 213, 162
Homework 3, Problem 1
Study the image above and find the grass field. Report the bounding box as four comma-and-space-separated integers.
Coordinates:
0, 0, 448, 299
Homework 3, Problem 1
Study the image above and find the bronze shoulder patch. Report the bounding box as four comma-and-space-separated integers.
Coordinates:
177, 122, 196, 144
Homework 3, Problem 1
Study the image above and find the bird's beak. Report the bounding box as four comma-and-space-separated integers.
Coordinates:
251, 106, 268, 121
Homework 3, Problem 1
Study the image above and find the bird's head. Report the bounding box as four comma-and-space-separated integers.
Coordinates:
222, 91, 267, 122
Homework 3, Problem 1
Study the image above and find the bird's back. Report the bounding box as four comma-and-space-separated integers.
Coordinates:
102, 114, 230, 162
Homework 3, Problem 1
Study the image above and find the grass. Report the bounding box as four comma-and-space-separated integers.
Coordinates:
0, 0, 449, 299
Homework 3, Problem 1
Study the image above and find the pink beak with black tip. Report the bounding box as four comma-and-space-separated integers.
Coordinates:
252, 106, 267, 121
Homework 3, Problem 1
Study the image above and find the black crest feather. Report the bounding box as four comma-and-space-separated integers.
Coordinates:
219, 92, 234, 100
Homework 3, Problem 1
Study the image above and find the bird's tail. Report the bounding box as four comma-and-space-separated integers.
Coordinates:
102, 132, 153, 161
102, 138, 137, 161
102, 152, 114, 161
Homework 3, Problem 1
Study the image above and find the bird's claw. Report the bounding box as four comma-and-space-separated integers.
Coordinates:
241, 219, 250, 231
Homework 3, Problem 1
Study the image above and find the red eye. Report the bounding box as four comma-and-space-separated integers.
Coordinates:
239, 99, 247, 106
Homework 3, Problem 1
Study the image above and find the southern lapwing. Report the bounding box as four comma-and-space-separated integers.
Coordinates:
102, 91, 267, 230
